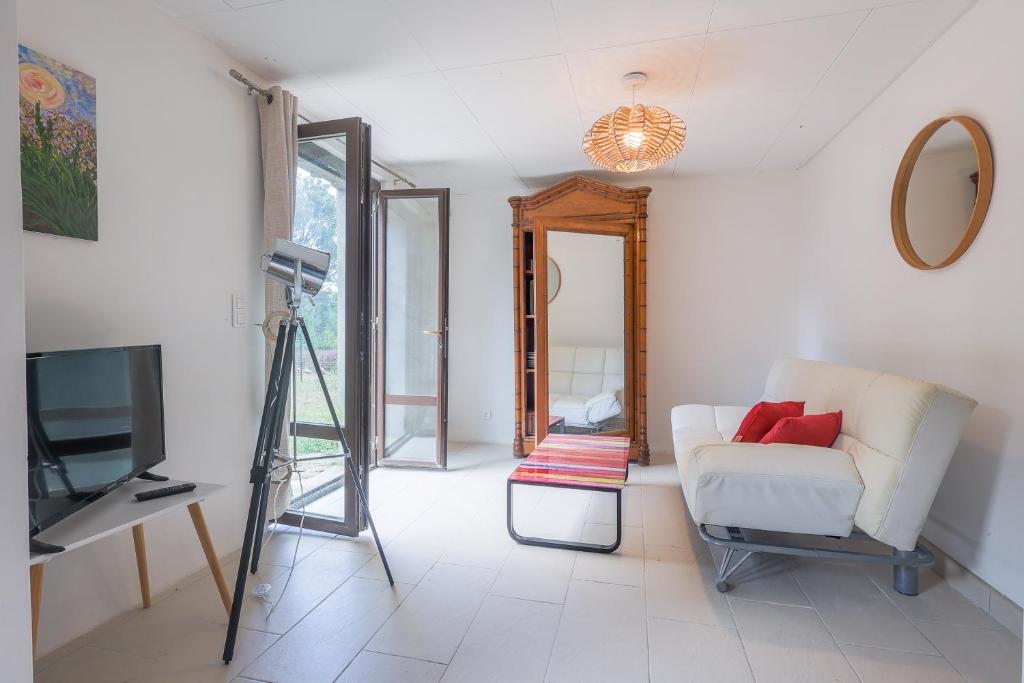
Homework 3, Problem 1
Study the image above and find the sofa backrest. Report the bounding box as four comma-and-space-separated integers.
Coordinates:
549, 346, 624, 398
762, 358, 976, 550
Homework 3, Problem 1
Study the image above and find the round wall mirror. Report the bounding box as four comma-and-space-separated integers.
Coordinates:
547, 257, 562, 303
891, 116, 993, 270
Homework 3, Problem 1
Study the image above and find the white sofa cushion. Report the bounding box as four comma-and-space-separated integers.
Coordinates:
686, 443, 864, 537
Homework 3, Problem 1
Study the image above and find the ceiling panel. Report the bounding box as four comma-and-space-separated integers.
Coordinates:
674, 87, 810, 175
552, 0, 714, 52
182, 9, 325, 89
236, 0, 435, 85
709, 0, 908, 32
567, 35, 706, 113
695, 12, 865, 99
154, 0, 229, 17
341, 72, 479, 135
387, 0, 562, 70
761, 0, 972, 169
292, 86, 364, 125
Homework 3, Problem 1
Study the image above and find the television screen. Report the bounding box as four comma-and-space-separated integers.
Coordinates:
27, 345, 165, 536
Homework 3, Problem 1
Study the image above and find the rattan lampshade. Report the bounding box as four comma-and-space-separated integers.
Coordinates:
583, 104, 686, 173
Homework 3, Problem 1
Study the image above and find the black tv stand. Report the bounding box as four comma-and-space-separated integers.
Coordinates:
30, 538, 65, 554
137, 471, 170, 482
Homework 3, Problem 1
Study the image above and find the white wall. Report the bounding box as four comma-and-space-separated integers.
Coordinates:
446, 189, 515, 445
1, 0, 34, 678
646, 172, 802, 454
798, 0, 1024, 606
548, 231, 625, 349
19, 0, 263, 654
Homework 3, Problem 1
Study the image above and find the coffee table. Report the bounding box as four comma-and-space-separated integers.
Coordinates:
548, 414, 566, 434
507, 433, 630, 553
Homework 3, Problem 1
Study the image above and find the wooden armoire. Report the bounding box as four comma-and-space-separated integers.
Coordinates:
508, 176, 651, 465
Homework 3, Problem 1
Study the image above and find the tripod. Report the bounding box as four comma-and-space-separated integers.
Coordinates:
222, 300, 393, 664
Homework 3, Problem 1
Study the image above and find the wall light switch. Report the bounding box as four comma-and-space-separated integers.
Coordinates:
232, 293, 248, 328
482, 410, 492, 421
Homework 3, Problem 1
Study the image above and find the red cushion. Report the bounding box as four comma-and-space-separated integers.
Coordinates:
760, 411, 843, 447
732, 401, 805, 443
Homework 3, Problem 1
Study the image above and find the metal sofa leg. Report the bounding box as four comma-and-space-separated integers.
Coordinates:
893, 549, 920, 596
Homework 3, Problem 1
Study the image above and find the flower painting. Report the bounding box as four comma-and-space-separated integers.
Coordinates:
19, 45, 97, 241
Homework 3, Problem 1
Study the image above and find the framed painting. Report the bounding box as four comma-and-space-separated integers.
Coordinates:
18, 45, 98, 241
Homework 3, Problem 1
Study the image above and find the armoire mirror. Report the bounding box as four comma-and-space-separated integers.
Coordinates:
891, 116, 993, 270
543, 229, 627, 436
509, 176, 650, 464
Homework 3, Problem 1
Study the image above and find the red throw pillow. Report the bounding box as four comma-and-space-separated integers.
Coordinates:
732, 401, 805, 443
760, 411, 843, 447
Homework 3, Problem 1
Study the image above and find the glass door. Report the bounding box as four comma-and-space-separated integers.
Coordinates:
374, 189, 450, 469
277, 117, 372, 536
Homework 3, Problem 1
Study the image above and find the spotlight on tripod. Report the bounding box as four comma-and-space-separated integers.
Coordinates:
222, 238, 393, 664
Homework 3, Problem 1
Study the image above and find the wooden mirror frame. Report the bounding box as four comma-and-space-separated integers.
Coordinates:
891, 115, 994, 270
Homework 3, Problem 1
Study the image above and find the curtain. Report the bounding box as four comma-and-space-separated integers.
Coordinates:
257, 85, 298, 507
257, 85, 298, 323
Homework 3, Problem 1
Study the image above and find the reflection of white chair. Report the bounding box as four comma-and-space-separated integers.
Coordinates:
549, 346, 623, 428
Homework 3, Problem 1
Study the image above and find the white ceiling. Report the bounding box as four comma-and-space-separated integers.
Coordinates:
155, 0, 974, 192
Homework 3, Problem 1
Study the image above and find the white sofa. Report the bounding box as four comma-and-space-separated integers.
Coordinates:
672, 357, 976, 594
549, 346, 624, 428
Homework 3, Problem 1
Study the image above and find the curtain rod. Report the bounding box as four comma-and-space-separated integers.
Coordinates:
229, 69, 417, 188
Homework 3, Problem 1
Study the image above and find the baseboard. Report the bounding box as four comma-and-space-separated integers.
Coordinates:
919, 536, 1023, 639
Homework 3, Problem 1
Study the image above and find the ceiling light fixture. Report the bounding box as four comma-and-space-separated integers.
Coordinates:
582, 72, 686, 173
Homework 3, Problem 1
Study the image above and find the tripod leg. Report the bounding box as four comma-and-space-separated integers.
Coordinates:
344, 454, 394, 585
223, 322, 291, 664
297, 319, 394, 587
250, 324, 297, 575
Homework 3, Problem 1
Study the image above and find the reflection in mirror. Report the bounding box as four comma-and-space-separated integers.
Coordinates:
904, 120, 980, 267
547, 231, 625, 435
547, 257, 561, 303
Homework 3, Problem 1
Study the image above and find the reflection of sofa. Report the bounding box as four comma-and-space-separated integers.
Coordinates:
549, 346, 624, 428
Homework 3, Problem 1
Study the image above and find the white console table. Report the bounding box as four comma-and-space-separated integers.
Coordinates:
29, 479, 229, 654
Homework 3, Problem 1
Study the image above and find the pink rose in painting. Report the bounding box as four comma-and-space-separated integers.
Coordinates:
19, 63, 65, 110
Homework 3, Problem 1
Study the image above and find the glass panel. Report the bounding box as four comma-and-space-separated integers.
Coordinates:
381, 196, 442, 466
384, 404, 438, 462
287, 133, 347, 518
546, 231, 626, 435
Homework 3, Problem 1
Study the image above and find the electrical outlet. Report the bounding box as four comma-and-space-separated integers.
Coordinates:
231, 293, 248, 328
482, 409, 492, 421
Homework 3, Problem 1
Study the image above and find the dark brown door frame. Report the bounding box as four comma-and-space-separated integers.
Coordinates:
374, 188, 450, 470
279, 116, 372, 536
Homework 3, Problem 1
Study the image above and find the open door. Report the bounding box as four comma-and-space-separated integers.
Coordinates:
277, 117, 373, 536
374, 189, 450, 469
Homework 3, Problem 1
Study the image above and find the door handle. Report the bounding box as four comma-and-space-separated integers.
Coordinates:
423, 330, 441, 336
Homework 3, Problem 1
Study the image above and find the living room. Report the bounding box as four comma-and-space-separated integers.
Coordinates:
1, 0, 1022, 681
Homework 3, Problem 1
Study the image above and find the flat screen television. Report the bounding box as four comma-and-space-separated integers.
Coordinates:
27, 345, 165, 536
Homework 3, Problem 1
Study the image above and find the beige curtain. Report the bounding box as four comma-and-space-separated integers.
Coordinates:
258, 85, 298, 322
258, 86, 298, 493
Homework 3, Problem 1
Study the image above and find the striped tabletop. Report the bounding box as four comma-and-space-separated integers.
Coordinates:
509, 434, 630, 490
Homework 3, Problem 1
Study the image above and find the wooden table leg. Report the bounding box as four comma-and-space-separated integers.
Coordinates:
30, 564, 44, 657
131, 524, 151, 608
187, 502, 231, 614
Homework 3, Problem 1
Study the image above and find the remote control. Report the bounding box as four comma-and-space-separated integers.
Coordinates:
135, 483, 197, 502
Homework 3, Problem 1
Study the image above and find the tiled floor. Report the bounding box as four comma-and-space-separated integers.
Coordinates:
34, 444, 1022, 683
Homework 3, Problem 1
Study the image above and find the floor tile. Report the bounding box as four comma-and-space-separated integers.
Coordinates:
491, 544, 576, 604
355, 541, 439, 585
336, 651, 446, 683
238, 547, 373, 635
840, 644, 966, 683
707, 547, 809, 607
729, 599, 858, 683
865, 565, 1003, 630
792, 561, 938, 654
572, 524, 644, 587
645, 544, 734, 628
648, 617, 753, 683
241, 577, 412, 683
442, 595, 561, 683
546, 580, 648, 682
914, 620, 1023, 683
34, 646, 154, 683
366, 563, 497, 664
586, 484, 642, 528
